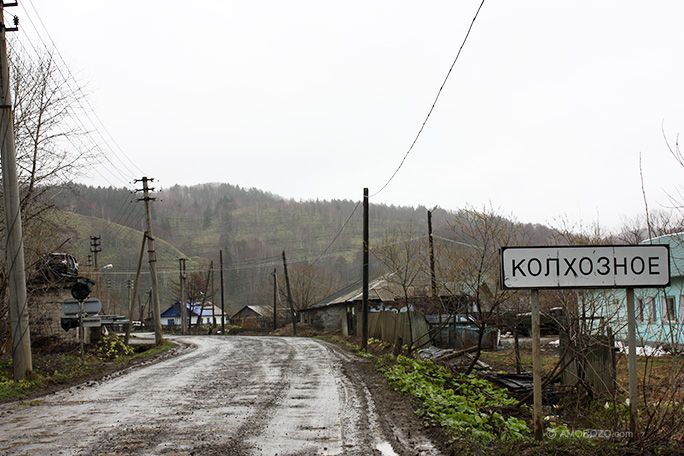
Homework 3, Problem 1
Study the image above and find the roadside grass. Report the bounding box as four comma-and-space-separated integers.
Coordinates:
324, 338, 654, 456
0, 336, 176, 403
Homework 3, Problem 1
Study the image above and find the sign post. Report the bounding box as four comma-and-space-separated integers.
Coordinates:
625, 288, 638, 435
70, 278, 95, 359
500, 245, 670, 440
530, 289, 543, 440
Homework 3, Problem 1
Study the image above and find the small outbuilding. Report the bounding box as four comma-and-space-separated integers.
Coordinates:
231, 305, 273, 329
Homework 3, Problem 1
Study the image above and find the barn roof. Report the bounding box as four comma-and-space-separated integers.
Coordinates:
302, 275, 438, 312
231, 305, 272, 319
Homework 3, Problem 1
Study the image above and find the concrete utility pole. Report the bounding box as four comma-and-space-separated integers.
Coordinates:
361, 188, 369, 351
0, 3, 32, 381
125, 232, 146, 345
136, 177, 163, 345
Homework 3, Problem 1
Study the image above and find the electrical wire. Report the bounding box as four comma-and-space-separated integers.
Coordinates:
372, 0, 487, 198
6, 36, 132, 188
311, 200, 361, 267
14, 5, 142, 186
4, 5, 150, 270
22, 0, 145, 178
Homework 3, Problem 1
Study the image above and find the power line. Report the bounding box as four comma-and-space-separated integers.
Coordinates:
372, 0, 488, 198
6, 36, 134, 188
15, 3, 144, 184
22, 1, 145, 177
311, 200, 361, 267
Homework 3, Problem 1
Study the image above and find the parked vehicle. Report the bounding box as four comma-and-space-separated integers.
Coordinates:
35, 253, 79, 280
514, 307, 564, 337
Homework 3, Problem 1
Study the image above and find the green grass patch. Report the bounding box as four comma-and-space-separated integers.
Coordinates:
130, 340, 176, 360
0, 338, 176, 403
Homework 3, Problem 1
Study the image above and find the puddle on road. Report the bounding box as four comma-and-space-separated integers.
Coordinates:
375, 441, 399, 456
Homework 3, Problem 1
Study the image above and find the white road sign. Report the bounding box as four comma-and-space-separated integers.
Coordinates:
501, 245, 670, 289
62, 297, 103, 316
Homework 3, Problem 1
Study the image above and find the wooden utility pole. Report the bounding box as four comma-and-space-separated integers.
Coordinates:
136, 177, 163, 345
125, 232, 147, 344
272, 268, 277, 331
282, 251, 297, 334
90, 235, 101, 269
210, 265, 215, 326
0, 3, 32, 381
361, 188, 369, 351
178, 257, 187, 333
219, 250, 225, 333
427, 209, 437, 298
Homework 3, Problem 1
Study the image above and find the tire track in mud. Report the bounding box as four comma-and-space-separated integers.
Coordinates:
0, 336, 441, 456
85, 337, 297, 456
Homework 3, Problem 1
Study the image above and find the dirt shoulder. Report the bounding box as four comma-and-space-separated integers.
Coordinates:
336, 344, 451, 455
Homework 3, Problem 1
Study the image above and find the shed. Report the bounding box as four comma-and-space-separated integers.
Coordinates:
231, 305, 272, 329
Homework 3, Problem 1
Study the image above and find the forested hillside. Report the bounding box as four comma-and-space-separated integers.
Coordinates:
49, 183, 460, 315
46, 183, 561, 317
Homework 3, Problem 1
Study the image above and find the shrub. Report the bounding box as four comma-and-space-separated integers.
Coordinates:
97, 335, 134, 360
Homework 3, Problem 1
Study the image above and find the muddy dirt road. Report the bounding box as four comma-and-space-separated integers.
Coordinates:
0, 336, 441, 455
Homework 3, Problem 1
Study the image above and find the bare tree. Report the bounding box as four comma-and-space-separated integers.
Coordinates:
281, 263, 342, 311
373, 224, 429, 349
440, 206, 527, 374
0, 43, 98, 347
9, 44, 94, 209
615, 210, 684, 245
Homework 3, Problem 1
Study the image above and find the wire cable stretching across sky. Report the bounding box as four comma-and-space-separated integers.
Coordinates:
372, 0, 487, 198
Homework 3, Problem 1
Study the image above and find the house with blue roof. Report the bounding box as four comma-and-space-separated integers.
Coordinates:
161, 302, 226, 327
603, 233, 684, 348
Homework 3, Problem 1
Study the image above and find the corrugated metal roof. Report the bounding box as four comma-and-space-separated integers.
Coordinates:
303, 275, 441, 311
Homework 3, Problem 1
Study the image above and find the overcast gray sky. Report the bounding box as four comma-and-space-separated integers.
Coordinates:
20, 1, 684, 231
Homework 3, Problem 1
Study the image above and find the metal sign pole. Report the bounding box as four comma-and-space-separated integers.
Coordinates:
531, 289, 543, 440
79, 299, 84, 360
626, 288, 638, 436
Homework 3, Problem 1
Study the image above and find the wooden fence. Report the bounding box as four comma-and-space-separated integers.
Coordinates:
368, 311, 431, 348
560, 331, 616, 394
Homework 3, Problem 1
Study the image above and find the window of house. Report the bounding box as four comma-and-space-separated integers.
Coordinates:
664, 296, 677, 322
649, 298, 657, 323
680, 295, 684, 324
636, 298, 645, 323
